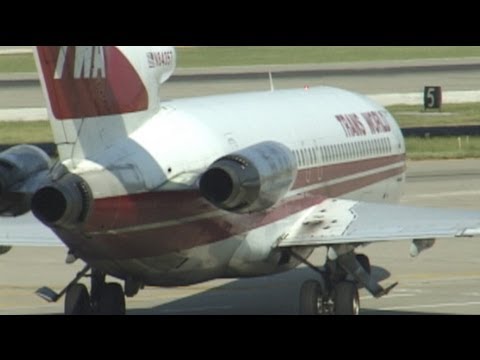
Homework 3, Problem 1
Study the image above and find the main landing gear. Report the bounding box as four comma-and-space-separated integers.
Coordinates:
36, 266, 127, 315
289, 250, 398, 315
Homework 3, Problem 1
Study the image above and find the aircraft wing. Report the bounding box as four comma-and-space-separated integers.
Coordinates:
277, 198, 480, 253
0, 213, 62, 247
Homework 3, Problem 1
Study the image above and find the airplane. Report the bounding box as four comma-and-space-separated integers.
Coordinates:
1, 45, 480, 315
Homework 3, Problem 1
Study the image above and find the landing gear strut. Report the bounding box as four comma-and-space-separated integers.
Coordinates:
36, 266, 126, 315
290, 249, 397, 315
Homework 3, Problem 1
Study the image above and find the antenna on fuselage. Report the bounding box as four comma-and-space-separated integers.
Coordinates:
269, 71, 275, 92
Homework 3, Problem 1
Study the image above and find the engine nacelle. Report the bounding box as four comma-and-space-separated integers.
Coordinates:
31, 173, 92, 229
0, 145, 51, 216
199, 141, 297, 213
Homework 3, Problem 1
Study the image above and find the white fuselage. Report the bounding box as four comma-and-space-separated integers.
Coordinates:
58, 86, 406, 286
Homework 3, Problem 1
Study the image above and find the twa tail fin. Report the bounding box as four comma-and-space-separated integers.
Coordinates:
33, 46, 176, 161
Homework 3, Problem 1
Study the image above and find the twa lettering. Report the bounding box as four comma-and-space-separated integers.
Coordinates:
361, 110, 391, 134
336, 110, 391, 137
335, 113, 366, 137
54, 46, 106, 80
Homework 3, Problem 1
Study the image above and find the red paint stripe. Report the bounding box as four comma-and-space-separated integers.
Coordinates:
86, 190, 214, 232
87, 155, 405, 231
61, 165, 405, 260
292, 154, 405, 189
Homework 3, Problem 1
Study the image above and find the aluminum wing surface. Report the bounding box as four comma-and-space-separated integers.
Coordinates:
0, 213, 62, 247
277, 198, 480, 249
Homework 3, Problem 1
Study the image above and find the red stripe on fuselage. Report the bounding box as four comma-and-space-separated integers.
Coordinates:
292, 154, 405, 190
86, 154, 405, 232
85, 190, 214, 232
58, 160, 405, 260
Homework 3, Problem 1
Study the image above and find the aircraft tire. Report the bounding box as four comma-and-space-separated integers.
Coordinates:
299, 280, 322, 315
97, 283, 126, 315
65, 283, 91, 315
334, 281, 360, 315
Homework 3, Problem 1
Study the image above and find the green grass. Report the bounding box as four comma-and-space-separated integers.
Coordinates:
387, 103, 480, 128
176, 46, 480, 68
406, 136, 480, 160
4, 47, 480, 72
0, 121, 52, 144
0, 54, 36, 73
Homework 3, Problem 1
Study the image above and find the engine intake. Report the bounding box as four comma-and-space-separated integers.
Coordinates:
31, 173, 92, 229
199, 141, 297, 213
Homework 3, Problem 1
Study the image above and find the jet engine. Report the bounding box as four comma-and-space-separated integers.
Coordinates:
199, 141, 297, 213
0, 145, 52, 216
31, 173, 93, 229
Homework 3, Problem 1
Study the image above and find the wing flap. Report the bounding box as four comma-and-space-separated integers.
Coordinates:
277, 199, 480, 248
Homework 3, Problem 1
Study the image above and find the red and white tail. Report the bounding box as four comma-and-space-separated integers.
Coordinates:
33, 46, 176, 161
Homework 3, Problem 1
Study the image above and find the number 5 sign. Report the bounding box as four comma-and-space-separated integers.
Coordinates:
424, 86, 442, 110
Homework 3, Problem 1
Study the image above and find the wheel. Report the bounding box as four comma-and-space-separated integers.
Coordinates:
124, 277, 141, 298
65, 283, 91, 315
97, 283, 126, 315
356, 254, 371, 274
299, 280, 322, 315
334, 281, 360, 315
